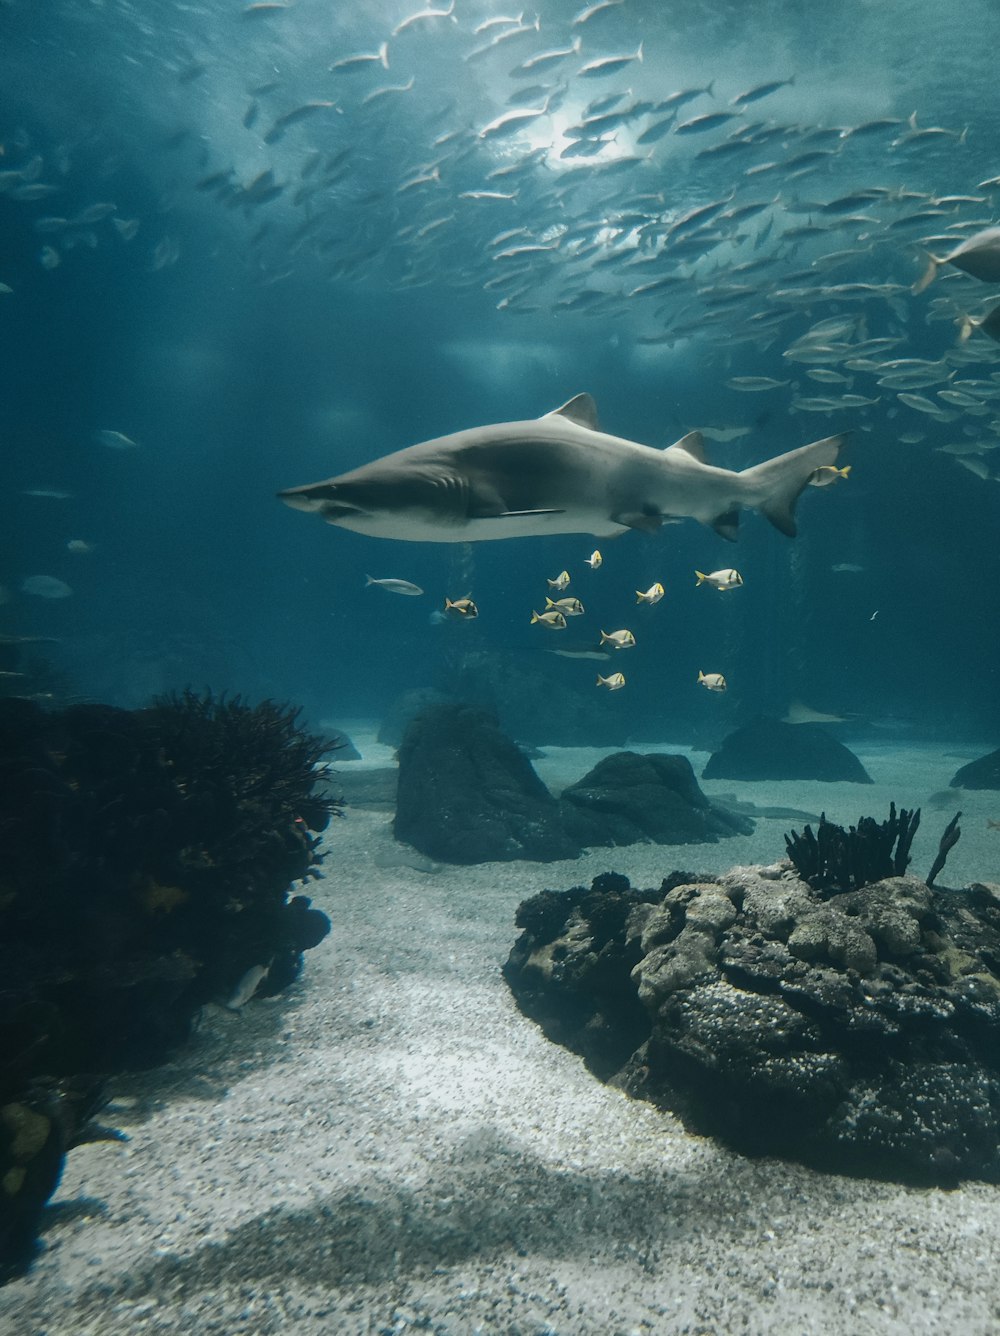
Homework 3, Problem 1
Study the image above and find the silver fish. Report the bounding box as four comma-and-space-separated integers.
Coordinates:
364, 575, 424, 595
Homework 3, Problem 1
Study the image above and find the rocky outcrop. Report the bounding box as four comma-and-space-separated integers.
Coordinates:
560, 751, 753, 847
506, 864, 1000, 1184
951, 747, 1000, 789
393, 707, 755, 865
703, 717, 872, 783
393, 704, 580, 863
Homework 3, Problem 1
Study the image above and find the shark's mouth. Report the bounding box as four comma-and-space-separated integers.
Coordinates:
277, 483, 366, 519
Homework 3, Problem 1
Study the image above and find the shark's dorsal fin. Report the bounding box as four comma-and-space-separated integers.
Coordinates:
665, 430, 707, 462
544, 393, 599, 431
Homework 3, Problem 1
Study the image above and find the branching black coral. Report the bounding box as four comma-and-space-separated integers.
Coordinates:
784, 803, 921, 895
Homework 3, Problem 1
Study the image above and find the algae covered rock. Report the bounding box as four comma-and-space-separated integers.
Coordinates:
506, 864, 1000, 1184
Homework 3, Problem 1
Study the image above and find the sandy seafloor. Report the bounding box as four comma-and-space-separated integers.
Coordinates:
5, 727, 1000, 1336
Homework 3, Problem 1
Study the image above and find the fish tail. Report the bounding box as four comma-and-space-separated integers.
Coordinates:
912, 254, 940, 295
530, 611, 540, 624
695, 570, 707, 584
957, 315, 974, 343
739, 433, 847, 538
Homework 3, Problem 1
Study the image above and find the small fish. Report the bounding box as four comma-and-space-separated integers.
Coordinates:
39, 245, 60, 270
113, 217, 140, 241
0, 282, 12, 294
987, 819, 1000, 830
547, 570, 571, 590
636, 582, 664, 604
531, 608, 568, 629
364, 575, 424, 595
600, 628, 635, 649
21, 487, 73, 499
596, 671, 626, 690
726, 376, 790, 391
913, 226, 1000, 294
475, 13, 524, 34
578, 43, 643, 78
545, 596, 585, 616
585, 549, 603, 568
225, 963, 269, 1010
697, 670, 727, 692
573, 0, 624, 23
94, 429, 139, 449
392, 0, 456, 37
329, 42, 389, 73
444, 596, 478, 619
547, 644, 610, 660
67, 539, 96, 554
729, 76, 794, 106
897, 392, 948, 416
675, 111, 740, 135
21, 575, 73, 598
695, 568, 743, 591
479, 107, 550, 140
513, 37, 581, 74
831, 562, 864, 573
808, 464, 851, 487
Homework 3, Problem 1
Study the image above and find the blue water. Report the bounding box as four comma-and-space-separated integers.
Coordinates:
2, 0, 999, 744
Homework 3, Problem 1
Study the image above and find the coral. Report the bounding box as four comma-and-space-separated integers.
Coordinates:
0, 691, 341, 1279
783, 803, 920, 895
927, 811, 962, 887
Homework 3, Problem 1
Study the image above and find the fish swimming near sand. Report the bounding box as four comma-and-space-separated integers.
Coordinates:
279, 394, 846, 543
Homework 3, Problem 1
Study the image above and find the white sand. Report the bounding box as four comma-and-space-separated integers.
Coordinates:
4, 734, 1000, 1335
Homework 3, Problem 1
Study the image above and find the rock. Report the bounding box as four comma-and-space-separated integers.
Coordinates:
950, 747, 1000, 789
558, 752, 755, 847
393, 703, 581, 863
505, 866, 1000, 1184
378, 688, 454, 748
703, 717, 873, 783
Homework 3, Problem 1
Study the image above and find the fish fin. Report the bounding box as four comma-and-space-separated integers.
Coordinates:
612, 509, 665, 533
665, 429, 707, 461
544, 392, 600, 430
710, 508, 740, 541
912, 254, 939, 294
492, 507, 566, 518
743, 432, 847, 537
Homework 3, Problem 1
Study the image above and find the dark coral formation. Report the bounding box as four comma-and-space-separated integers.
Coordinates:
783, 804, 921, 895
506, 865, 1000, 1184
0, 691, 338, 1279
703, 717, 872, 783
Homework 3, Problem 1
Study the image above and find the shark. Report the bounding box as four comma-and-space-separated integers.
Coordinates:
278, 393, 846, 543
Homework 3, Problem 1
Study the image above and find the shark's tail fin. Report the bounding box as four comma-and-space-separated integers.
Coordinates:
739, 433, 847, 537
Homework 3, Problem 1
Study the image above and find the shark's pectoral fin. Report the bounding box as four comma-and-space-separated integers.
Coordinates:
710, 508, 740, 541
543, 393, 600, 431
612, 508, 667, 534
493, 508, 566, 518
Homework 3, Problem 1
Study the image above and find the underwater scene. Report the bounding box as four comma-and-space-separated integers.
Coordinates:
4, 0, 1000, 1331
